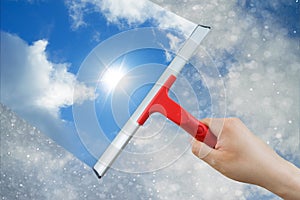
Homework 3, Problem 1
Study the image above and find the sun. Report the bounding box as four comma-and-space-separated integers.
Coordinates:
100, 67, 126, 92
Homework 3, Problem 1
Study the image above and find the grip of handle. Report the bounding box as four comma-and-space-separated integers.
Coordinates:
195, 122, 217, 148
137, 75, 217, 148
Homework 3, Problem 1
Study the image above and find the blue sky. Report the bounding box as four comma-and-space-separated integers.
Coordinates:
238, 0, 299, 38
1, 0, 299, 199
2, 0, 118, 70
1, 0, 197, 166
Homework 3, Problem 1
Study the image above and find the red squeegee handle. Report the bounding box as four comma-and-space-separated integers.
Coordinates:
137, 75, 217, 148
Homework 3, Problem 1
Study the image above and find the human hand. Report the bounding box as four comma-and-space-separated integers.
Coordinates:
192, 118, 300, 199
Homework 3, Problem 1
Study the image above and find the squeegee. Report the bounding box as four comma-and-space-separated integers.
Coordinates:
0, 0, 217, 178
93, 24, 217, 178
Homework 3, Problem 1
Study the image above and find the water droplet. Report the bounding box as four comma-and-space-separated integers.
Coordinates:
264, 51, 271, 58
235, 190, 243, 196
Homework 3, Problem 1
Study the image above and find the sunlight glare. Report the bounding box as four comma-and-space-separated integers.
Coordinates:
101, 67, 126, 92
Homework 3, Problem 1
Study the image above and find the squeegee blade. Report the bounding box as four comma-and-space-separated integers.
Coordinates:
93, 119, 139, 178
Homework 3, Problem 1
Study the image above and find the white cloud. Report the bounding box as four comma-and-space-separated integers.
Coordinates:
65, 0, 196, 37
143, 0, 300, 198
67, 0, 299, 198
2, 1, 299, 199
99, 0, 151, 24
150, 0, 300, 152
64, 0, 87, 30
0, 32, 95, 118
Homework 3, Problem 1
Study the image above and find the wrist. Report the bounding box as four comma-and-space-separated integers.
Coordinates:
278, 162, 300, 199
263, 157, 300, 199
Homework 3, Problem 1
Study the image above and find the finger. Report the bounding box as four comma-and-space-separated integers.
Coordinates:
201, 118, 226, 139
192, 139, 219, 168
191, 139, 213, 159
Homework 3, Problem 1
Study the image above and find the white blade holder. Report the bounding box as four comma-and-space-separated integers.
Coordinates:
94, 25, 217, 178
